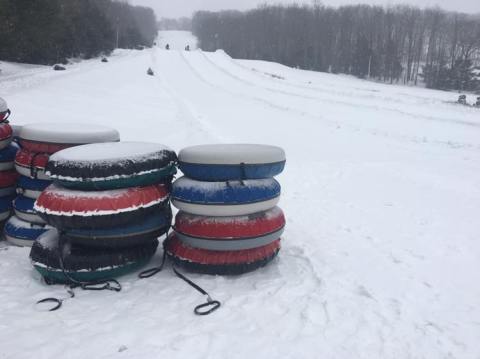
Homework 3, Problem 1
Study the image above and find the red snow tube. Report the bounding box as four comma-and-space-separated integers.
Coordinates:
175, 207, 285, 240
35, 184, 170, 230
14, 149, 50, 179
166, 234, 281, 275
18, 123, 120, 154
20, 140, 74, 154
0, 170, 18, 188
0, 123, 13, 150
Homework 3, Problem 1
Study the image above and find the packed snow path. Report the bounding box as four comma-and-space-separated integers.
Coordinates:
1, 31, 480, 359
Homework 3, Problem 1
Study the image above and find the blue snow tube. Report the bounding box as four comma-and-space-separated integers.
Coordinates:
13, 195, 45, 224
4, 215, 52, 247
0, 143, 19, 171
171, 177, 281, 216
63, 211, 172, 248
0, 195, 14, 222
178, 144, 286, 181
16, 176, 52, 199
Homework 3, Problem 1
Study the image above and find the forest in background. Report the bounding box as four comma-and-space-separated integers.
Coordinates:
192, 4, 480, 92
0, 0, 157, 65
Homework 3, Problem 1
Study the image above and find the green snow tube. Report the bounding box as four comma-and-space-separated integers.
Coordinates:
30, 230, 158, 284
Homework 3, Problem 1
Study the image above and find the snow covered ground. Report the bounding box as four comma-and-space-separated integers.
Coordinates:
1, 31, 480, 359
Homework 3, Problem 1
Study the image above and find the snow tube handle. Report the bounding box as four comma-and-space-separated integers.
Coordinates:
36, 297, 63, 312
1, 109, 11, 123
0, 109, 12, 123
194, 298, 221, 316
36, 288, 75, 312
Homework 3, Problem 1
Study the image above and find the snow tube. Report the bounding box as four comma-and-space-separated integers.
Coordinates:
13, 195, 45, 224
172, 177, 281, 216
166, 234, 280, 275
0, 97, 10, 122
0, 170, 17, 197
174, 207, 285, 251
35, 184, 170, 230
178, 144, 286, 181
0, 122, 13, 150
0, 144, 18, 171
30, 230, 158, 284
46, 142, 178, 190
0, 195, 14, 222
0, 111, 10, 123
63, 210, 172, 248
19, 123, 120, 154
0, 98, 9, 122
15, 149, 50, 180
16, 176, 52, 199
4, 216, 53, 247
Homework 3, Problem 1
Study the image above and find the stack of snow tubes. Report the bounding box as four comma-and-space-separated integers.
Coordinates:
4, 123, 120, 247
0, 97, 17, 233
168, 144, 286, 275
31, 142, 177, 284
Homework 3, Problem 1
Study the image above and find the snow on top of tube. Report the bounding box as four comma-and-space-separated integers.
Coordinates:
178, 206, 284, 225
38, 183, 162, 199
49, 141, 173, 163
36, 229, 59, 250
19, 123, 120, 144
179, 144, 285, 165
0, 98, 8, 112
173, 176, 280, 193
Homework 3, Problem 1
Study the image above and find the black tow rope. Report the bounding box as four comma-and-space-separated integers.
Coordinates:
138, 239, 221, 316
35, 236, 122, 312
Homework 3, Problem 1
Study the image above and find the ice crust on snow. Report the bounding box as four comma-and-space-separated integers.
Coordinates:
179, 144, 285, 165
19, 123, 120, 143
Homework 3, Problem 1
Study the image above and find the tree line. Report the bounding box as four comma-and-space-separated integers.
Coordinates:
192, 4, 480, 92
0, 0, 158, 65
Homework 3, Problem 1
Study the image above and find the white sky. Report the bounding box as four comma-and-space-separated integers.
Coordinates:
128, 0, 479, 18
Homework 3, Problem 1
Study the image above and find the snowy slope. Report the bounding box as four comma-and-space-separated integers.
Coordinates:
1, 31, 480, 359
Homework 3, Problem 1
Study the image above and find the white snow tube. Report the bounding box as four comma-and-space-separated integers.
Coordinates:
19, 123, 120, 154
172, 197, 280, 217
178, 144, 286, 181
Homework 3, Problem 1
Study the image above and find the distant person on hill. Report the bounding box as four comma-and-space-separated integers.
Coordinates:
475, 97, 480, 107
165, 44, 170, 50
458, 94, 467, 105
185, 45, 190, 51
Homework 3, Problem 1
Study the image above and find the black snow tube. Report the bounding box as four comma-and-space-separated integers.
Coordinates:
63, 210, 172, 249
30, 230, 159, 284
46, 142, 178, 190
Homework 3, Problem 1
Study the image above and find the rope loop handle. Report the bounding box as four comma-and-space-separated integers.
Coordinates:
80, 279, 121, 292
36, 287, 75, 312
138, 266, 163, 279
194, 297, 221, 316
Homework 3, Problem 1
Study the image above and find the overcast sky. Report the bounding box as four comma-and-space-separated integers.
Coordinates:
129, 0, 479, 18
